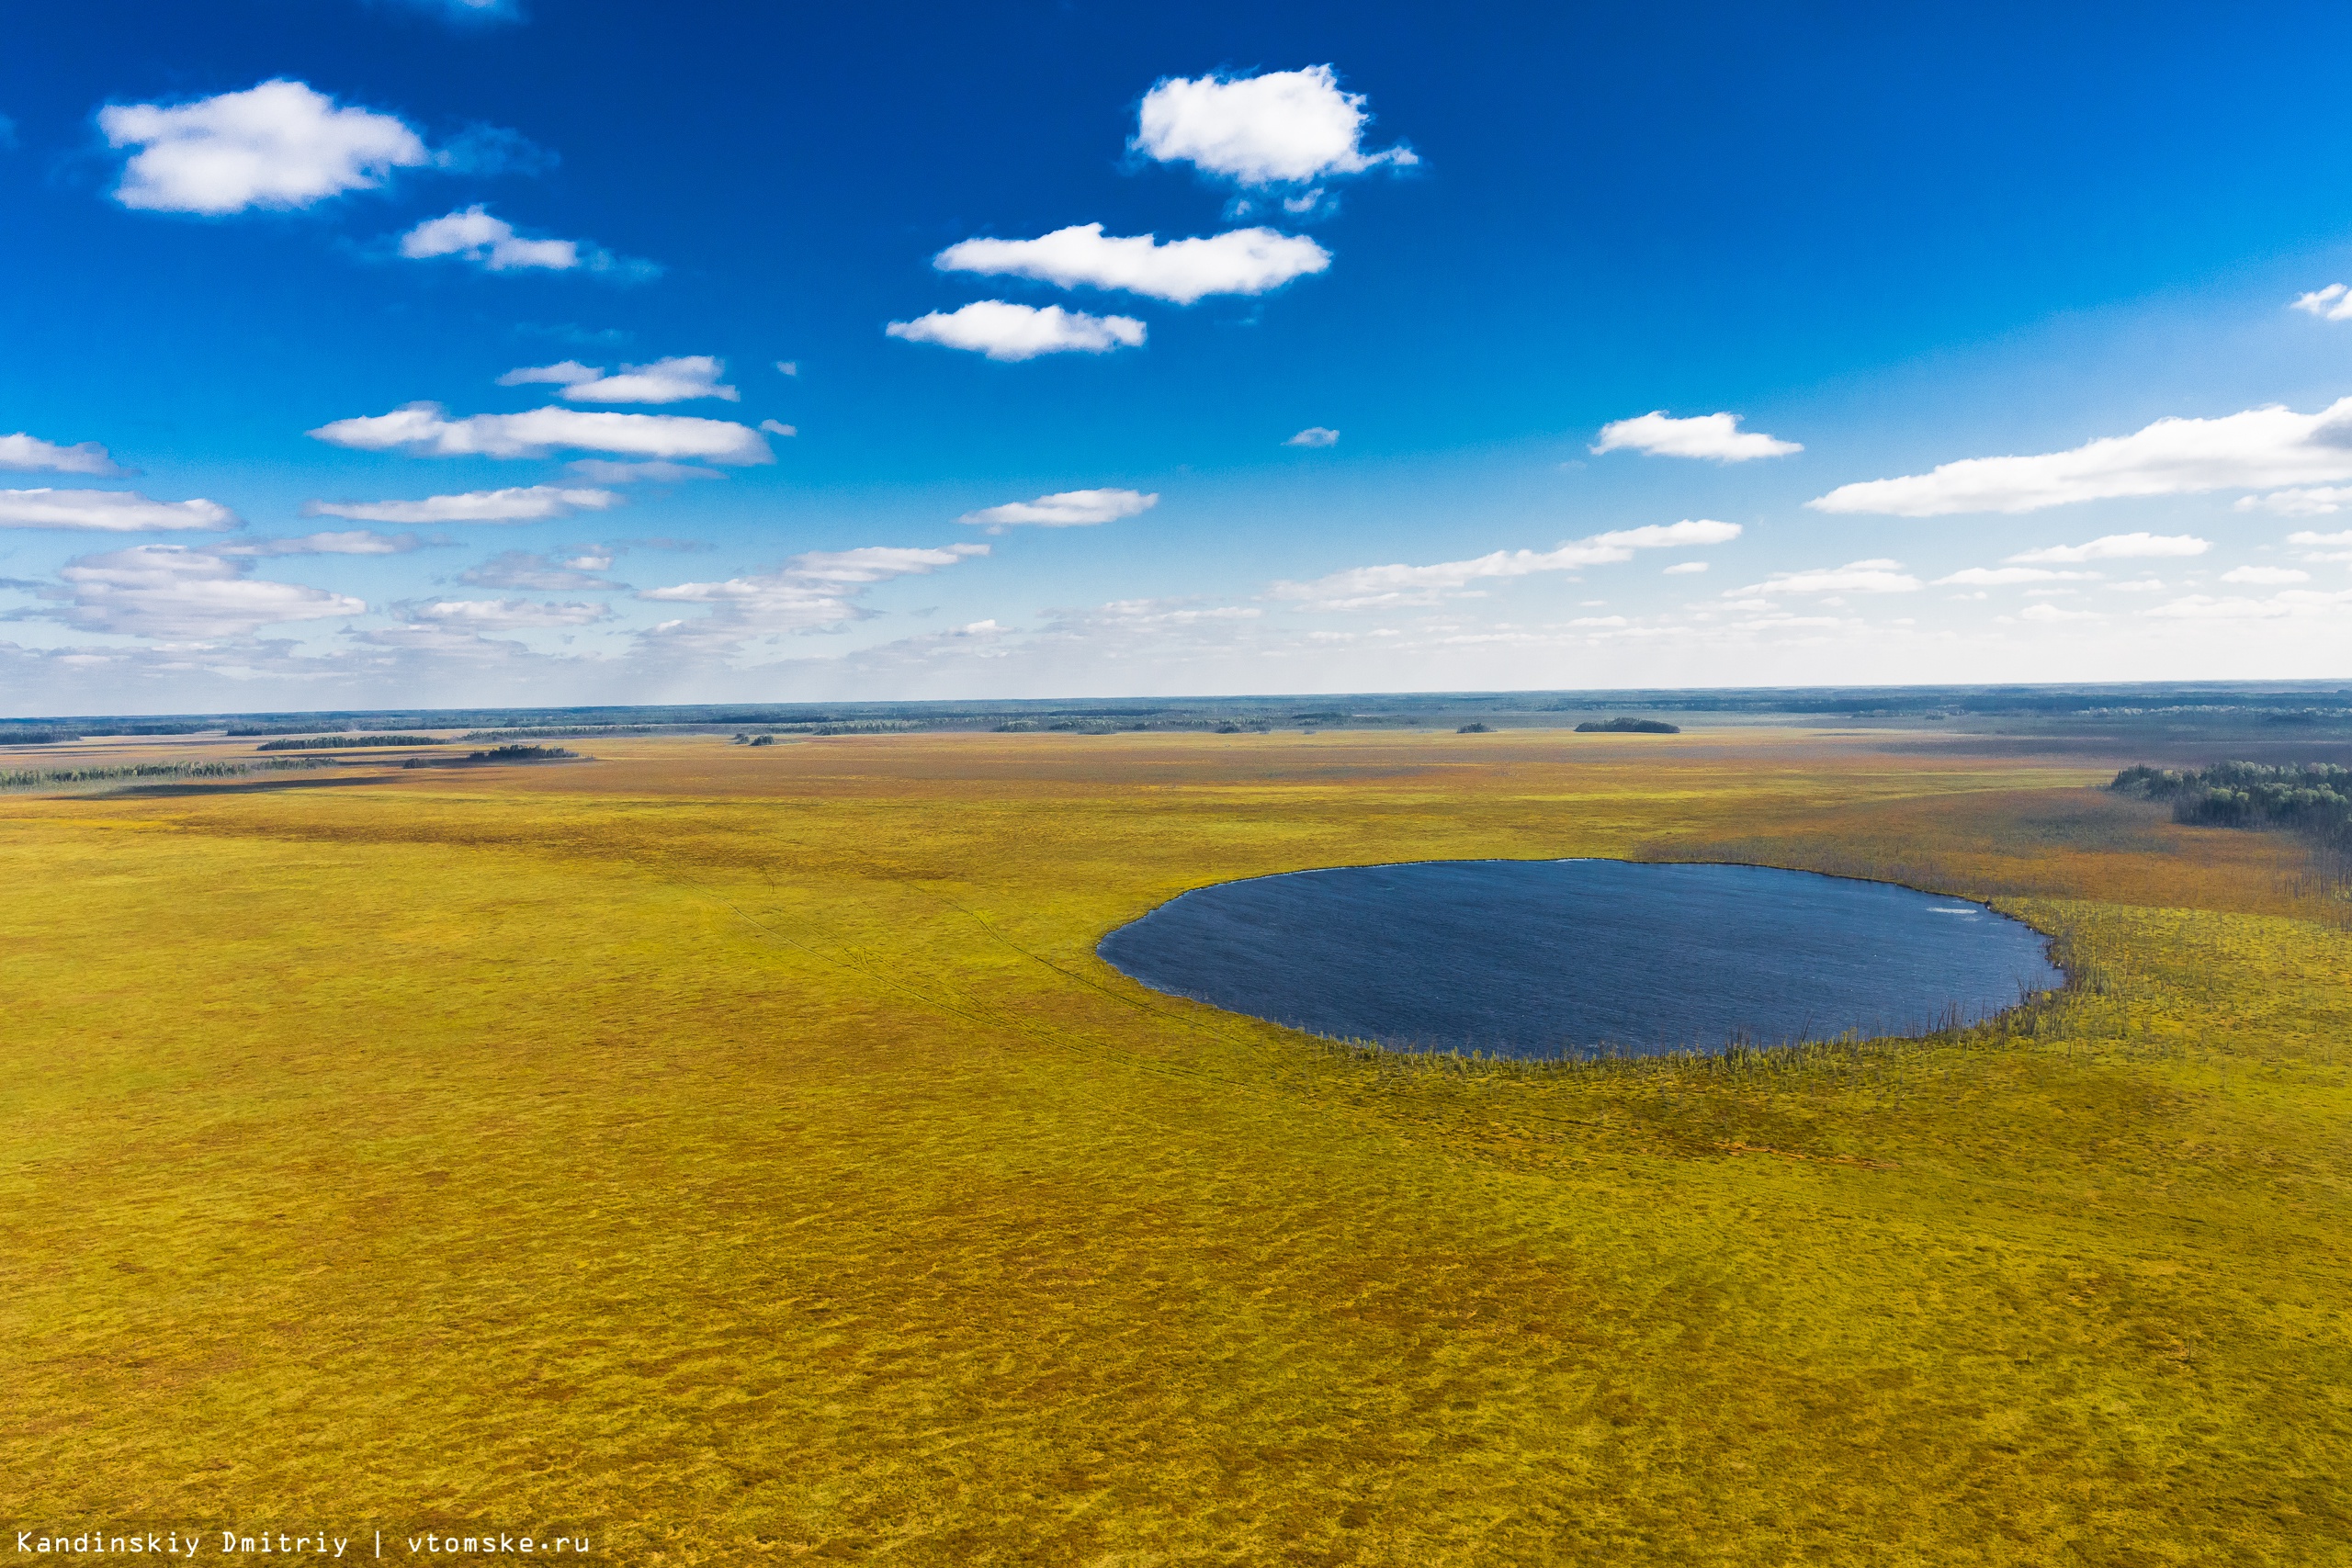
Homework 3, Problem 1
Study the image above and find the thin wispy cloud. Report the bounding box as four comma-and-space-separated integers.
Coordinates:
49, 544, 362, 639
1285, 426, 1339, 447
400, 207, 655, 278
1275, 520, 1740, 611
959, 489, 1158, 530
1814, 399, 2352, 515
933, 224, 1329, 304
309, 403, 774, 463
1133, 66, 1415, 186
886, 302, 1145, 361
216, 530, 428, 557
1593, 412, 1802, 462
640, 544, 989, 652
101, 80, 428, 214
303, 485, 621, 524
1729, 559, 1921, 596
519, 356, 740, 402
2005, 533, 2210, 563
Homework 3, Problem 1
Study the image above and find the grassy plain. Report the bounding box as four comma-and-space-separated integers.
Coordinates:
3, 728, 2348, 1565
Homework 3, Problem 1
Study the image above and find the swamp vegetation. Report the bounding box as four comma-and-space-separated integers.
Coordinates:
1, 728, 2346, 1564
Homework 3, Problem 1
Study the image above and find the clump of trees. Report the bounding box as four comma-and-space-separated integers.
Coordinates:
2112, 761, 2352, 846
1576, 716, 1679, 734
402, 744, 579, 770
257, 734, 437, 750
1457, 723, 1493, 734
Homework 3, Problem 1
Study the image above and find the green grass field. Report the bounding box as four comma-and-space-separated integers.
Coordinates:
4, 729, 2347, 1564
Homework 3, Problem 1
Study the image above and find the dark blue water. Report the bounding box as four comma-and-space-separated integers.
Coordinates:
1098, 860, 2063, 1058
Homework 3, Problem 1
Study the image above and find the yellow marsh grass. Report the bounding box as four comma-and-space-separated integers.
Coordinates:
3, 729, 2347, 1565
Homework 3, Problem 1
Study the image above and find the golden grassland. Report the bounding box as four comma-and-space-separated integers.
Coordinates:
3, 728, 2348, 1565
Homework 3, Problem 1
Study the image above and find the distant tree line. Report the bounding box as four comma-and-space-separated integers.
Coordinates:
256, 734, 438, 750
0, 758, 339, 791
1576, 716, 1680, 734
2112, 761, 2352, 848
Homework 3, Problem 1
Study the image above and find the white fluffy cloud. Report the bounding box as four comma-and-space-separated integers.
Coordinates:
1285, 426, 1340, 448
1591, 412, 1802, 462
399, 206, 649, 276
2291, 285, 2352, 321
1663, 560, 1708, 575
886, 301, 1146, 361
406, 598, 611, 629
554, 356, 737, 403
52, 545, 362, 639
1813, 398, 2352, 515
933, 224, 1330, 304
2238, 486, 2352, 516
2005, 533, 2210, 563
101, 80, 427, 214
958, 489, 1159, 529
0, 434, 124, 476
1274, 519, 1739, 611
639, 544, 989, 649
1133, 65, 1415, 186
309, 403, 774, 463
2220, 565, 2311, 585
0, 489, 237, 532
1933, 566, 2102, 586
2288, 528, 2352, 547
302, 484, 621, 524
1730, 559, 1922, 596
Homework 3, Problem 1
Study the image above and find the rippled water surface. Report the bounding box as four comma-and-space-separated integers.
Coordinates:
1098, 859, 2063, 1058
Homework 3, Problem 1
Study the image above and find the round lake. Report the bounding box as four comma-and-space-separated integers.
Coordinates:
1098, 859, 2064, 1058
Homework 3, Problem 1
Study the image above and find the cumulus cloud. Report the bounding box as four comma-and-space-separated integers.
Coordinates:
545, 356, 737, 403
1133, 65, 1415, 186
759, 420, 797, 437
2291, 284, 2352, 321
404, 597, 610, 629
1813, 398, 2352, 515
302, 484, 620, 524
1933, 566, 2102, 586
101, 80, 428, 214
2238, 486, 2352, 516
886, 301, 1146, 361
2005, 533, 2209, 563
459, 549, 618, 591
400, 206, 653, 277
51, 545, 362, 639
1730, 559, 1922, 596
958, 489, 1158, 530
1591, 411, 1802, 462
309, 403, 773, 464
2220, 565, 2311, 585
0, 489, 237, 532
933, 224, 1329, 304
1285, 426, 1340, 447
1662, 560, 1708, 575
1273, 519, 1739, 611
0, 434, 126, 477
639, 543, 989, 650
2288, 528, 2352, 547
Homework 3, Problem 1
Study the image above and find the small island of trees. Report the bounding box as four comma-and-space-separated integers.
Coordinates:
1575, 716, 1680, 734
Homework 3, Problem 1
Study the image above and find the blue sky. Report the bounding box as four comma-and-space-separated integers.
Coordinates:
8, 0, 2352, 713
